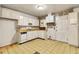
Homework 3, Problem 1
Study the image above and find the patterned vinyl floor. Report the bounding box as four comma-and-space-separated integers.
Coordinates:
0, 39, 79, 54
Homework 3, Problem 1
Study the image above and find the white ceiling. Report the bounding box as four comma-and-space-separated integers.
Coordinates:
1, 4, 79, 17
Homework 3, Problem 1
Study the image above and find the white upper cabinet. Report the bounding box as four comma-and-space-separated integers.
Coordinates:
18, 15, 39, 26
46, 16, 54, 22
2, 8, 11, 18
10, 10, 19, 19
18, 16, 28, 26
46, 13, 55, 23
17, 12, 29, 26
33, 19, 39, 26
2, 8, 20, 19
73, 8, 79, 12
28, 18, 39, 26
68, 12, 79, 24
1, 7, 39, 26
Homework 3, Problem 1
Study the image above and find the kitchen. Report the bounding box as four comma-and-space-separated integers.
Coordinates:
0, 4, 79, 54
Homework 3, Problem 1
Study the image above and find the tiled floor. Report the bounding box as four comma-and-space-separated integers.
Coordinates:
0, 39, 79, 54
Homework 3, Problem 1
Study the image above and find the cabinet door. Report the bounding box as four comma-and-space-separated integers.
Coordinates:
27, 32, 31, 40
33, 31, 37, 39
18, 16, 28, 25
32, 19, 39, 26
2, 8, 11, 18
2, 8, 18, 19
28, 18, 33, 26
69, 12, 78, 24
39, 31, 46, 39
47, 29, 51, 39
34, 19, 39, 26
38, 31, 42, 38
20, 34, 27, 43
68, 25, 79, 47
27, 31, 34, 40
21, 34, 27, 40
10, 10, 19, 19
23, 17, 28, 25
41, 31, 46, 39
30, 32, 34, 40
18, 16, 24, 25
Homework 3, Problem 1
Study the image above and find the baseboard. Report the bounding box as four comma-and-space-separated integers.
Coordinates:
18, 39, 36, 44
68, 44, 79, 48
35, 37, 45, 40
48, 39, 79, 48
0, 42, 17, 48
18, 37, 45, 44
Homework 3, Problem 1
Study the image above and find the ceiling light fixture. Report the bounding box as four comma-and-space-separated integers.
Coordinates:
35, 4, 46, 10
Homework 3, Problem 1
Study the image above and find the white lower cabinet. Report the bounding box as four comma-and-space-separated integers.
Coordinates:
27, 31, 46, 40
38, 31, 46, 39
19, 30, 46, 43
27, 31, 37, 40
68, 24, 79, 47
19, 34, 27, 43
27, 32, 32, 40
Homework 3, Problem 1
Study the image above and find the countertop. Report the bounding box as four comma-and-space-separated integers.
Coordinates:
18, 29, 46, 33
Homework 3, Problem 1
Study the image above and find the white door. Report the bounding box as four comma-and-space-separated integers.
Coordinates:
61, 15, 68, 42
0, 19, 17, 47
56, 16, 62, 41
56, 15, 68, 42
